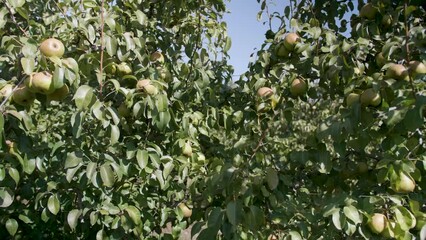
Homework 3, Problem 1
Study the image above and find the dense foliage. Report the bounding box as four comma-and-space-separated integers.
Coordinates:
0, 0, 425, 239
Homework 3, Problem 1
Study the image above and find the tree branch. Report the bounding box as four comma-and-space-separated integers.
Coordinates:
4, 1, 29, 37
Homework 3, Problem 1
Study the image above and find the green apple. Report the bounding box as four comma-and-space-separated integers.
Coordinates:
381, 14, 392, 27
257, 87, 273, 99
12, 85, 36, 107
360, 3, 377, 20
290, 78, 307, 96
178, 203, 192, 218
408, 60, 426, 77
391, 172, 415, 193
385, 63, 409, 81
150, 51, 164, 63
40, 38, 65, 58
346, 93, 360, 107
283, 33, 300, 51
29, 71, 55, 94
47, 84, 69, 101
360, 88, 381, 107
368, 213, 387, 234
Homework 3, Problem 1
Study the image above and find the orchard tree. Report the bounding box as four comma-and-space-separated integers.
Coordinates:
0, 0, 425, 240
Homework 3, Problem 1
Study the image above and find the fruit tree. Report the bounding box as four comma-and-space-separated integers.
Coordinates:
0, 0, 425, 239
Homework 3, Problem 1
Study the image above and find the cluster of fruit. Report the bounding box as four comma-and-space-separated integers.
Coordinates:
257, 32, 308, 101
0, 38, 69, 107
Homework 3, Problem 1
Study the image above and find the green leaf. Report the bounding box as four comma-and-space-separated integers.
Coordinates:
8, 167, 19, 185
21, 57, 35, 75
65, 152, 83, 169
156, 94, 168, 112
125, 205, 141, 225
105, 35, 117, 56
136, 150, 149, 170
135, 10, 147, 26
53, 65, 65, 89
73, 85, 94, 110
266, 167, 279, 190
5, 218, 18, 236
48, 194, 60, 215
0, 187, 14, 208
100, 163, 115, 187
86, 162, 97, 180
343, 205, 361, 224
226, 200, 242, 225
110, 125, 120, 145
224, 37, 232, 52
67, 209, 81, 231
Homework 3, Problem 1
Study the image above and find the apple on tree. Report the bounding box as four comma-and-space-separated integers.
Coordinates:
360, 88, 381, 107
359, 3, 377, 20
150, 51, 165, 64
182, 141, 193, 157
385, 63, 409, 81
27, 71, 55, 94
40, 38, 65, 58
12, 85, 36, 107
368, 213, 387, 234
117, 62, 132, 75
257, 87, 273, 99
47, 84, 69, 101
283, 33, 300, 51
346, 93, 360, 107
290, 78, 307, 96
136, 79, 158, 95
391, 171, 415, 193
408, 60, 426, 77
178, 203, 192, 218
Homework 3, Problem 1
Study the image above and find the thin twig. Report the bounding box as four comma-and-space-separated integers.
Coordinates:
99, 0, 105, 99
403, 0, 417, 99
4, 1, 29, 37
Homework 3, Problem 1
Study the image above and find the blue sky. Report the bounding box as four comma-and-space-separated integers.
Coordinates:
223, 0, 286, 78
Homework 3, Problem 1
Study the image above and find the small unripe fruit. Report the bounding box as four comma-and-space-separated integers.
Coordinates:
346, 93, 360, 107
360, 88, 381, 107
136, 79, 158, 95
275, 43, 290, 57
257, 87, 273, 99
386, 63, 409, 81
40, 38, 65, 57
117, 63, 132, 75
28, 71, 55, 94
381, 14, 392, 27
360, 3, 377, 20
290, 78, 307, 96
150, 51, 165, 63
283, 33, 300, 51
368, 213, 387, 234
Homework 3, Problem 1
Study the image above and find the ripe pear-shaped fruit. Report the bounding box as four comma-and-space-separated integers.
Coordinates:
386, 63, 409, 81
257, 87, 273, 99
29, 71, 55, 94
0, 84, 14, 101
346, 93, 360, 107
40, 38, 65, 58
375, 52, 386, 68
117, 62, 132, 75
136, 79, 158, 95
368, 213, 387, 234
47, 84, 69, 101
178, 203, 192, 218
360, 88, 381, 107
391, 172, 415, 193
409, 61, 426, 77
182, 142, 192, 157
290, 78, 307, 96
283, 33, 300, 51
150, 51, 165, 63
360, 3, 377, 20
12, 85, 36, 107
